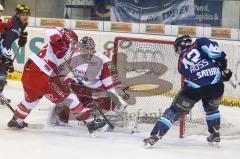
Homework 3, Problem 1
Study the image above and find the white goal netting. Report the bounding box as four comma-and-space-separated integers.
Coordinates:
113, 36, 240, 138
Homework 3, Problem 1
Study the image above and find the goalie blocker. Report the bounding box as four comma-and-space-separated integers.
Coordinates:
144, 35, 232, 147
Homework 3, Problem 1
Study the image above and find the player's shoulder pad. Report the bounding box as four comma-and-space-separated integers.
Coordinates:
94, 52, 111, 63
197, 37, 221, 58
196, 37, 219, 47
43, 27, 62, 41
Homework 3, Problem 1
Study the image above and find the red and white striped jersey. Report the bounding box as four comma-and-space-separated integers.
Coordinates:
72, 52, 117, 91
29, 27, 73, 76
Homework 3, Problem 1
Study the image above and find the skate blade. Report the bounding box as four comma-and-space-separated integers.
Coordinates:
7, 123, 44, 130
27, 123, 44, 129
91, 124, 109, 137
208, 142, 220, 148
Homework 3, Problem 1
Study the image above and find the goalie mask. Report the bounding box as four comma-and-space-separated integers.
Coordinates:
173, 35, 192, 54
79, 36, 96, 55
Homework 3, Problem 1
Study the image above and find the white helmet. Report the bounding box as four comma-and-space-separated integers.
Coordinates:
0, 4, 4, 12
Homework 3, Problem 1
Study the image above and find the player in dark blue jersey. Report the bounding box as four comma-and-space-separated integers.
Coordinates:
0, 4, 29, 104
143, 35, 232, 147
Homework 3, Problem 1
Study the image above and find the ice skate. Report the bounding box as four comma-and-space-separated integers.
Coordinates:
143, 135, 162, 148
207, 132, 221, 148
8, 116, 28, 129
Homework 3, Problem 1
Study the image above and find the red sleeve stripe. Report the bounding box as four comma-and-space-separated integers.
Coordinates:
100, 63, 111, 80
14, 111, 28, 120
18, 103, 31, 113
70, 104, 84, 114
105, 84, 115, 90
102, 76, 114, 87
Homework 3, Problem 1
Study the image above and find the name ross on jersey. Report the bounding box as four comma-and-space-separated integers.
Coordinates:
189, 59, 209, 73
196, 67, 220, 79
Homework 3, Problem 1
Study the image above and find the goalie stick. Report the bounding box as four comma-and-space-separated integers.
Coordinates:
92, 100, 115, 130
0, 96, 44, 129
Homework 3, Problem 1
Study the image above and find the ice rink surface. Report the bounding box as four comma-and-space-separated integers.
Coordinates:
0, 80, 240, 159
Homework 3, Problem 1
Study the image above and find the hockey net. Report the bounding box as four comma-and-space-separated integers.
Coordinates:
113, 36, 240, 138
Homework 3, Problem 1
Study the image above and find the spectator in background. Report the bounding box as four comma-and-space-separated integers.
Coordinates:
0, 4, 13, 33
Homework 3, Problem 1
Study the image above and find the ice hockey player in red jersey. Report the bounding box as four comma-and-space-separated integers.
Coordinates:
47, 36, 129, 127
7, 28, 109, 135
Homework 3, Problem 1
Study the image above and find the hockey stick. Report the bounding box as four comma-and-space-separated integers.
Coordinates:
13, 47, 21, 62
92, 100, 115, 130
0, 97, 44, 129
63, 57, 85, 80
0, 97, 14, 113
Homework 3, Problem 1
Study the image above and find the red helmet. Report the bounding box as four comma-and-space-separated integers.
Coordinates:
48, 28, 78, 58
62, 29, 78, 44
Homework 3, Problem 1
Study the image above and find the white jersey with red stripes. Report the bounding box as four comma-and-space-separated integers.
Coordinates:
29, 27, 72, 76
72, 52, 115, 92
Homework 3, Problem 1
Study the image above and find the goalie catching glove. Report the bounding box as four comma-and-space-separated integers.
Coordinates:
108, 87, 129, 114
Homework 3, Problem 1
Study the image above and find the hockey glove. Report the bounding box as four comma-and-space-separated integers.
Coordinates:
215, 52, 227, 71
222, 69, 232, 81
108, 88, 128, 114
18, 32, 28, 47
115, 87, 130, 101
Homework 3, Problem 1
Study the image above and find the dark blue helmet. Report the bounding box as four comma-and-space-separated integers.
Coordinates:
173, 35, 192, 53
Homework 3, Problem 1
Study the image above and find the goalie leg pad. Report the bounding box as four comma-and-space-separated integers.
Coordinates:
55, 104, 70, 123
70, 104, 93, 122
170, 91, 196, 114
